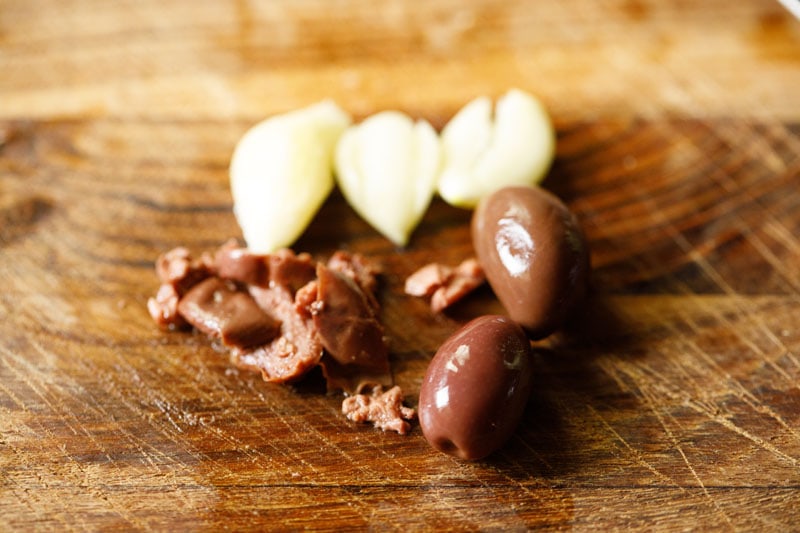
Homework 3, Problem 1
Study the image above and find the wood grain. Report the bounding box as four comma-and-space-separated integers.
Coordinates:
2, 0, 800, 530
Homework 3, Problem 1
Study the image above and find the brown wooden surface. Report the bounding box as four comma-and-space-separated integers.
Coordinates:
2, 0, 800, 530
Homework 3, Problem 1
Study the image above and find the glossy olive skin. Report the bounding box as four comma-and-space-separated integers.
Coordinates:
472, 185, 590, 339
419, 315, 533, 460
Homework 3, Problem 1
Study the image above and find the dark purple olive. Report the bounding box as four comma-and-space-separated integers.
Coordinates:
419, 315, 533, 460
472, 185, 590, 339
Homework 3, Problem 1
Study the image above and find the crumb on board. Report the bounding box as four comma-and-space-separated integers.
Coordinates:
342, 385, 416, 435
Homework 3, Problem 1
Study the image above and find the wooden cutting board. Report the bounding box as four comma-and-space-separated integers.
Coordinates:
2, 0, 799, 530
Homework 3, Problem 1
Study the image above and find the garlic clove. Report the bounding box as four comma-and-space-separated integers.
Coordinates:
437, 89, 555, 209
230, 100, 351, 253
335, 111, 441, 247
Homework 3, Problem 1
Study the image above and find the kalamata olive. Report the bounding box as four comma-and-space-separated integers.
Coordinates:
471, 185, 589, 339
419, 315, 533, 460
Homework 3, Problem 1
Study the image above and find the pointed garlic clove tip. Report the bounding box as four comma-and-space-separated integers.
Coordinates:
335, 111, 441, 247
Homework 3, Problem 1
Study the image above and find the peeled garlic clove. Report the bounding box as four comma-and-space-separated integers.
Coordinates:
335, 111, 441, 247
437, 89, 555, 209
230, 100, 351, 253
